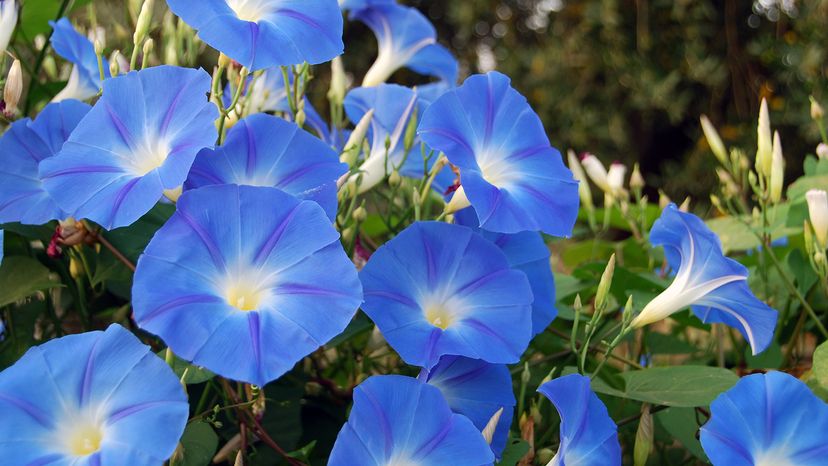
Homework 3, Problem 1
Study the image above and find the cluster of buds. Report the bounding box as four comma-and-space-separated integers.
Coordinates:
806, 189, 828, 277
569, 152, 648, 236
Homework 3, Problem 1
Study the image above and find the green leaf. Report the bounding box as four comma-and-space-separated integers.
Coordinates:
814, 341, 828, 388
0, 256, 60, 307
655, 408, 708, 461
18, 0, 92, 39
789, 174, 828, 200
157, 351, 215, 385
496, 438, 530, 466
103, 203, 175, 262
706, 211, 796, 253
593, 366, 738, 407
176, 421, 218, 466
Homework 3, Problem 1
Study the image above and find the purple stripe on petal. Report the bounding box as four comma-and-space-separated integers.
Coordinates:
362, 387, 395, 461
27, 454, 65, 466
412, 416, 453, 459
248, 312, 262, 384
178, 211, 228, 273
137, 294, 224, 324
108, 400, 180, 423
40, 165, 124, 179
252, 204, 300, 266
0, 393, 54, 428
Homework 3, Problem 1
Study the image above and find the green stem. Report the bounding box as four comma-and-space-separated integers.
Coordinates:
764, 243, 828, 338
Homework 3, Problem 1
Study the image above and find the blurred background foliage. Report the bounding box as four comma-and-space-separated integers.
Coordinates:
344, 0, 828, 202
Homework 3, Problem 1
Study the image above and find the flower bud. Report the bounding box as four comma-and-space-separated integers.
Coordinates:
658, 190, 671, 210
595, 253, 616, 312
769, 131, 784, 203
109, 51, 121, 76
811, 96, 825, 120
218, 53, 232, 69
341, 108, 374, 165
142, 37, 154, 57
806, 189, 828, 249
581, 153, 610, 192
700, 115, 728, 165
327, 56, 347, 106
817, 143, 828, 160
679, 197, 691, 212
133, 0, 155, 46
481, 407, 504, 445
755, 98, 773, 177
630, 163, 645, 191
163, 186, 182, 203
607, 162, 627, 196
388, 170, 401, 187
403, 106, 418, 152
3, 59, 23, 116
567, 150, 595, 214
0, 0, 18, 56
352, 206, 368, 223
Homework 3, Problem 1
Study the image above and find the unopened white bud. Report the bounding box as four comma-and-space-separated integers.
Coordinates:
607, 162, 627, 196
756, 98, 773, 177
581, 153, 610, 192
811, 96, 825, 120
3, 59, 23, 116
328, 57, 348, 105
133, 0, 155, 46
700, 115, 728, 165
769, 131, 784, 203
817, 143, 828, 160
806, 189, 828, 249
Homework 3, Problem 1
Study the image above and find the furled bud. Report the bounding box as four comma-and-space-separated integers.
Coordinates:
580, 153, 610, 192
811, 96, 825, 120
341, 108, 374, 166
109, 51, 121, 76
133, 0, 155, 46
658, 190, 671, 210
607, 162, 627, 196
388, 170, 401, 187
567, 150, 595, 211
481, 407, 504, 445
3, 59, 23, 116
403, 106, 418, 152
769, 131, 784, 203
352, 206, 368, 223
806, 189, 828, 249
817, 143, 828, 160
594, 253, 616, 312
755, 98, 773, 177
327, 57, 348, 106
630, 163, 645, 191
700, 115, 728, 165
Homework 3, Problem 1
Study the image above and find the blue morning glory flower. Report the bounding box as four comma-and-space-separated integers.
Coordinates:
360, 221, 533, 369
354, 3, 458, 86
343, 84, 453, 193
538, 374, 622, 466
0, 324, 188, 465
132, 184, 362, 386
700, 371, 828, 466
39, 65, 218, 230
418, 71, 580, 236
50, 18, 110, 102
339, 0, 393, 11
426, 356, 515, 458
0, 99, 90, 225
630, 203, 778, 355
328, 375, 494, 466
166, 0, 344, 71
185, 114, 346, 219
454, 208, 557, 336
343, 84, 421, 193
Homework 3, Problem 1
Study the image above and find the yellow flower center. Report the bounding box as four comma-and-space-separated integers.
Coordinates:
67, 425, 102, 456
425, 303, 454, 330
226, 284, 264, 311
